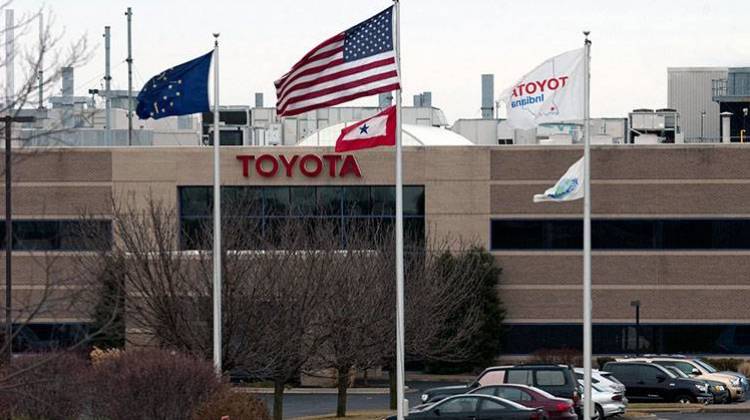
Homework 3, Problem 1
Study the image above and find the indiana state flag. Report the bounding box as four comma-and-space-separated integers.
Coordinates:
136, 51, 213, 120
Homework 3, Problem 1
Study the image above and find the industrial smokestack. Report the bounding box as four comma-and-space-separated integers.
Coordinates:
254, 92, 263, 107
38, 12, 44, 109
5, 9, 14, 108
481, 74, 494, 119
421, 91, 432, 107
61, 67, 74, 97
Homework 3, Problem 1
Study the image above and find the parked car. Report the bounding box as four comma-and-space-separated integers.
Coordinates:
573, 368, 626, 393
602, 361, 712, 404
576, 379, 627, 419
622, 356, 744, 401
383, 394, 546, 420
420, 365, 582, 417
663, 365, 730, 404
469, 384, 577, 420
691, 357, 750, 394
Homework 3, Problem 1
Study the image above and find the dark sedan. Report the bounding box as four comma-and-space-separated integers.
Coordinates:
469, 384, 577, 419
383, 394, 546, 420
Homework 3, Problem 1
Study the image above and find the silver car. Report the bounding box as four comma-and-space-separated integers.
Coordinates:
574, 368, 627, 394
578, 379, 628, 419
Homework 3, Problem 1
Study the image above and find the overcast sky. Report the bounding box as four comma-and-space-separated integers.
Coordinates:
15, 0, 750, 123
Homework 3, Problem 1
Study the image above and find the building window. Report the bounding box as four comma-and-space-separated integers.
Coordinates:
178, 185, 425, 250
0, 220, 111, 251
500, 323, 750, 355
490, 219, 750, 250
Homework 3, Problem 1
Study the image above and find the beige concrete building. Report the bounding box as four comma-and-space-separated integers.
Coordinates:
4, 144, 750, 355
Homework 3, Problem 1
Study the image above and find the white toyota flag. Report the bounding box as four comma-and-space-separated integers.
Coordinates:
533, 157, 584, 203
500, 48, 585, 129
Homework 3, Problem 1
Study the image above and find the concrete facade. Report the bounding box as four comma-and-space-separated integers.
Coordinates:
4, 144, 750, 353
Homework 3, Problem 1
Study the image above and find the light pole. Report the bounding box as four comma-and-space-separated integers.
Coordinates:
700, 111, 705, 142
630, 300, 641, 355
4, 114, 35, 365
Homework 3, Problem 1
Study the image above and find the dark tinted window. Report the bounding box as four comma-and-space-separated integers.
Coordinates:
404, 186, 425, 216
502, 323, 750, 355
371, 186, 395, 215
605, 364, 637, 383
494, 387, 532, 401
0, 220, 111, 251
593, 219, 655, 249
264, 187, 290, 216
438, 397, 478, 414
178, 186, 425, 250
478, 398, 508, 411
536, 370, 567, 386
491, 219, 750, 250
343, 186, 370, 216
506, 369, 533, 386
639, 365, 664, 384
317, 187, 341, 215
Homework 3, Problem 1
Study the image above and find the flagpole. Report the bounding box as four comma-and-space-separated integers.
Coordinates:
212, 33, 222, 375
393, 1, 406, 419
582, 30, 593, 420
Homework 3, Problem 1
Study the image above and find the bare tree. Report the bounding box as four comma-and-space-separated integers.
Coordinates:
315, 224, 497, 416
75, 194, 337, 420
0, 2, 93, 172
1, 0, 96, 381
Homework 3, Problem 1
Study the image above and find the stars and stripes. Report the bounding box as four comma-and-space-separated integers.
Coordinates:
275, 7, 400, 117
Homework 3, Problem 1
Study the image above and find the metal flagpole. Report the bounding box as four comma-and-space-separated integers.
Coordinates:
582, 30, 593, 420
212, 33, 222, 374
393, 1, 406, 419
126, 7, 133, 146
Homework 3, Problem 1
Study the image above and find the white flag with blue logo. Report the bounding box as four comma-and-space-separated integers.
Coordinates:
533, 157, 584, 203
500, 48, 585, 129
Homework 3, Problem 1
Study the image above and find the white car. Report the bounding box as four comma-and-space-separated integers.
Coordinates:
578, 379, 628, 419
574, 368, 627, 393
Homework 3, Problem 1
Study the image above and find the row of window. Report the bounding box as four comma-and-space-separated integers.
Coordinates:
16, 322, 750, 356
180, 216, 425, 250
0, 220, 112, 251
179, 186, 426, 250
180, 185, 425, 217
501, 323, 750, 355
491, 219, 750, 250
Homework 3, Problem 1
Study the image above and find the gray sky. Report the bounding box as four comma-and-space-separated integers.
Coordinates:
16, 0, 750, 123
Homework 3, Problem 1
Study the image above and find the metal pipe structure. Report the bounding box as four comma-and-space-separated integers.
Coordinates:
5, 10, 14, 109
582, 30, 593, 420
126, 7, 133, 146
4, 117, 11, 365
393, 1, 406, 419
211, 33, 222, 375
38, 12, 44, 109
104, 26, 112, 144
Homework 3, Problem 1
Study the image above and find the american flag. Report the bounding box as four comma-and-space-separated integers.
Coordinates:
275, 7, 400, 117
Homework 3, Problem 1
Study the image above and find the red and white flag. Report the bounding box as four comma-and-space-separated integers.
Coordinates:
275, 7, 401, 117
335, 106, 396, 152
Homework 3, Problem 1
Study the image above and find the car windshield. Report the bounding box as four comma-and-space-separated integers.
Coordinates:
666, 366, 689, 378
693, 359, 718, 373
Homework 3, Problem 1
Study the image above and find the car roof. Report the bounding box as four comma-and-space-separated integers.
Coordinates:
485, 364, 570, 371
